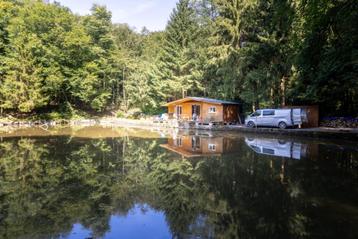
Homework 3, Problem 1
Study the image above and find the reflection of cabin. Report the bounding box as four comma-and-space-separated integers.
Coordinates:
160, 135, 239, 158
165, 97, 240, 124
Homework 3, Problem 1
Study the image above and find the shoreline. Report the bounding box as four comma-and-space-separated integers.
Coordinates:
1, 117, 358, 141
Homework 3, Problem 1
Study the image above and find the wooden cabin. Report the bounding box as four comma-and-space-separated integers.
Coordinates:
165, 97, 240, 124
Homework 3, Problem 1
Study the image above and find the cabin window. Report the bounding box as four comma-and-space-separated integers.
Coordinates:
209, 106, 217, 113
263, 110, 275, 116
208, 144, 216, 151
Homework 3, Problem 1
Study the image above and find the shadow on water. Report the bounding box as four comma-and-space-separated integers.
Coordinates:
0, 126, 357, 239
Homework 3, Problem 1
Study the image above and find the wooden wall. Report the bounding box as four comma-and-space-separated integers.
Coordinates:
168, 105, 175, 115
167, 101, 224, 122
223, 104, 240, 123
168, 136, 196, 152
201, 137, 224, 154
167, 101, 203, 120
168, 136, 224, 155
283, 105, 319, 128
167, 101, 240, 123
201, 103, 223, 123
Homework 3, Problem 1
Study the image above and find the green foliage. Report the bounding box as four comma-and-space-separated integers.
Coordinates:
208, 0, 295, 109
0, 1, 120, 114
156, 0, 204, 99
0, 0, 15, 56
0, 0, 94, 112
289, 0, 358, 116
0, 0, 357, 117
75, 5, 119, 112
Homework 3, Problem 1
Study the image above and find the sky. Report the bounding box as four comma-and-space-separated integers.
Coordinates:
51, 0, 179, 31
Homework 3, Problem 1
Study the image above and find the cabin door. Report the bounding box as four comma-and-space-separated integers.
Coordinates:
175, 106, 182, 119
192, 105, 201, 120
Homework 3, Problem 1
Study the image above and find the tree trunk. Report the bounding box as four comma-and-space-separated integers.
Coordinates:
281, 76, 287, 107
122, 68, 128, 112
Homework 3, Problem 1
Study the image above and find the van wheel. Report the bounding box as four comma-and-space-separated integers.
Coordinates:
278, 122, 287, 129
247, 121, 255, 128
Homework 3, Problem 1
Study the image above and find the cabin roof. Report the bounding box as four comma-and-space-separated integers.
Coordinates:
164, 97, 239, 106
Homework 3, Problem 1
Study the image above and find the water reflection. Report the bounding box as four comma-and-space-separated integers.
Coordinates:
160, 134, 241, 158
0, 127, 357, 239
245, 137, 307, 160
63, 204, 170, 239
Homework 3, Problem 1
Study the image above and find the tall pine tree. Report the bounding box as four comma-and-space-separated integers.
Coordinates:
157, 0, 202, 100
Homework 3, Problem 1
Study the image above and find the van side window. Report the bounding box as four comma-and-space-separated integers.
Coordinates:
263, 148, 275, 155
263, 110, 275, 116
251, 111, 261, 117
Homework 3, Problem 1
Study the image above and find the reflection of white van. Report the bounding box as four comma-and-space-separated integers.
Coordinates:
245, 109, 304, 129
245, 137, 306, 160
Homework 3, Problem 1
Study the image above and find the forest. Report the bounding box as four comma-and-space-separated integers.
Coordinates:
0, 0, 357, 118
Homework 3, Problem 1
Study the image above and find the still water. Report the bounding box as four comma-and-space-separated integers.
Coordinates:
0, 126, 357, 239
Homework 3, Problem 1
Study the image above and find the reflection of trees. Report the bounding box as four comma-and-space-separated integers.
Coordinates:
149, 156, 205, 237
151, 138, 357, 238
0, 136, 357, 239
0, 137, 130, 239
0, 136, 173, 239
197, 151, 306, 239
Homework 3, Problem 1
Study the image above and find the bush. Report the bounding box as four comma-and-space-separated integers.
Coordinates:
116, 111, 126, 118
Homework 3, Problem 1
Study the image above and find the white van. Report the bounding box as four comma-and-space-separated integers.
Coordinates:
245, 109, 303, 129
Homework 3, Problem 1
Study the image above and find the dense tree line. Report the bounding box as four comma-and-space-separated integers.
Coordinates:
0, 0, 357, 117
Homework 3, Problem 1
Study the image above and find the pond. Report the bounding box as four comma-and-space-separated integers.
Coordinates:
0, 126, 357, 239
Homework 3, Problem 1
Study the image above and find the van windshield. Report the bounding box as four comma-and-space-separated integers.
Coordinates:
251, 111, 261, 117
